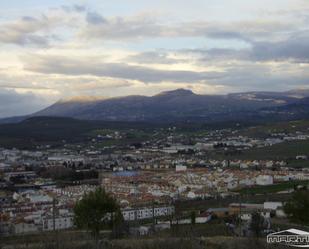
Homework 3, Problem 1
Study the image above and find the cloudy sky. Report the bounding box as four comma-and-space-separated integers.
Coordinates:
0, 0, 308, 117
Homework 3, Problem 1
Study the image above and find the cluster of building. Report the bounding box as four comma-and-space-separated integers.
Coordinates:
0, 184, 174, 235
0, 126, 308, 236
101, 168, 309, 206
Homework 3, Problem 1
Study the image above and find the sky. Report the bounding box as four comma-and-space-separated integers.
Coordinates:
0, 0, 309, 117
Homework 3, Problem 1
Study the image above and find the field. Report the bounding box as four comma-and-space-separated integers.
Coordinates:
0, 228, 275, 249
209, 140, 309, 163
240, 140, 309, 160
0, 117, 161, 149
238, 120, 309, 138
236, 180, 309, 195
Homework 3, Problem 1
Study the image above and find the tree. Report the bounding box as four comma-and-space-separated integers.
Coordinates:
284, 189, 309, 225
250, 212, 264, 237
190, 211, 196, 225
111, 209, 126, 238
74, 188, 122, 244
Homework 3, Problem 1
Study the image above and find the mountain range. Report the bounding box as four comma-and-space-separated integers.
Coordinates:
2, 88, 309, 124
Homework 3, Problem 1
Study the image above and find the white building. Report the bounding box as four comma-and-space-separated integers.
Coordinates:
122, 206, 174, 221
42, 215, 74, 231
264, 202, 282, 211
176, 165, 187, 172
11, 222, 39, 234
47, 155, 85, 165
296, 155, 308, 160
256, 175, 273, 186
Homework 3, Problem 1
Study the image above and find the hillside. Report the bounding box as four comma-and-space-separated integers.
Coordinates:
1, 89, 309, 124
260, 97, 309, 120
0, 117, 164, 149
32, 89, 301, 122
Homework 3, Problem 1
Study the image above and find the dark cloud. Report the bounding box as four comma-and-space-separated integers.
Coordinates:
180, 32, 309, 63
21, 52, 309, 91
23, 54, 224, 83
0, 84, 51, 90
0, 4, 87, 47
0, 9, 295, 48
61, 5, 87, 13
81, 15, 163, 40
0, 89, 48, 118
80, 16, 293, 43
216, 66, 309, 91
0, 15, 51, 46
86, 12, 107, 25
181, 48, 250, 61
73, 5, 87, 12
126, 51, 182, 64
250, 33, 309, 63
21, 16, 37, 22
205, 31, 247, 41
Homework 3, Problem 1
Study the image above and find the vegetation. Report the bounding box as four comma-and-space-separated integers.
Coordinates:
284, 189, 309, 225
236, 180, 309, 195
243, 140, 309, 160
239, 120, 309, 138
250, 212, 265, 237
190, 211, 196, 225
74, 188, 123, 243
0, 117, 163, 149
0, 233, 277, 249
38, 166, 98, 183
1, 116, 309, 155
209, 140, 309, 162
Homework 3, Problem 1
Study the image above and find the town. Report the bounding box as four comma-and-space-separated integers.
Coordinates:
1, 122, 308, 238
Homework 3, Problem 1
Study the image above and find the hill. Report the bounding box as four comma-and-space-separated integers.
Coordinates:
31, 89, 302, 122
258, 97, 309, 121
1, 88, 309, 124
0, 117, 166, 149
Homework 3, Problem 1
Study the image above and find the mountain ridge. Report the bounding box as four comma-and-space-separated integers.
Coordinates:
1, 88, 309, 124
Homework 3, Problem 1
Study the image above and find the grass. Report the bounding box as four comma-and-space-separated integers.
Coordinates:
241, 140, 309, 161
90, 129, 117, 136
286, 159, 309, 168
0, 230, 279, 249
238, 120, 309, 138
0, 117, 158, 149
155, 221, 229, 238
241, 140, 309, 160
210, 140, 309, 162
236, 180, 309, 195
175, 193, 293, 213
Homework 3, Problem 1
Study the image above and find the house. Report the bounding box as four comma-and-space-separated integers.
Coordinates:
42, 215, 74, 231
256, 175, 273, 186
11, 221, 39, 234
227, 181, 238, 190
263, 202, 283, 211
121, 206, 174, 221
130, 226, 150, 236
229, 203, 264, 214
240, 163, 249, 169
296, 155, 308, 160
176, 165, 187, 172
239, 178, 254, 186
264, 202, 286, 218
154, 222, 171, 231
206, 208, 229, 218
265, 161, 274, 168
187, 191, 196, 199
0, 221, 11, 235
4, 171, 37, 181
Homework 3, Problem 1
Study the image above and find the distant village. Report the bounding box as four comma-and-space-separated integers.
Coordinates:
1, 126, 309, 236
